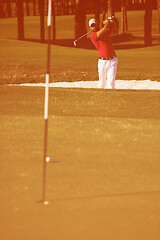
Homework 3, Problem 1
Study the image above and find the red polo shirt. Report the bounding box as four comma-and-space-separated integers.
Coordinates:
90, 31, 115, 58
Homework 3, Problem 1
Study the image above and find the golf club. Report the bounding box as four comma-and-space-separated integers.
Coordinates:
73, 17, 115, 47
74, 30, 92, 46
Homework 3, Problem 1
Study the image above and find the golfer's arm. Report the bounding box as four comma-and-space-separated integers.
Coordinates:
96, 23, 110, 39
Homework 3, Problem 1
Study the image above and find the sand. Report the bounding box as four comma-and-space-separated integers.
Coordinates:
18, 79, 160, 90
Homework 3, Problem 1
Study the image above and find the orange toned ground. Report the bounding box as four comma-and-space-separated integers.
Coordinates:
0, 86, 160, 240
0, 9, 160, 240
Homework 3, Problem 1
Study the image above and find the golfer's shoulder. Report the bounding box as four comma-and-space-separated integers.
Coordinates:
90, 31, 97, 40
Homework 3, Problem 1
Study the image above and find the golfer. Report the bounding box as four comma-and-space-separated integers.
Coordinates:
89, 18, 118, 89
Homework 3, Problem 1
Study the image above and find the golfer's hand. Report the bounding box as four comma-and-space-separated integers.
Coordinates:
103, 19, 109, 27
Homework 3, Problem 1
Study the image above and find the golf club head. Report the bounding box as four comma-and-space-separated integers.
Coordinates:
74, 41, 77, 47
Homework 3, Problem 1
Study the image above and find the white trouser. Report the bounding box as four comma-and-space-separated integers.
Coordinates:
98, 57, 118, 89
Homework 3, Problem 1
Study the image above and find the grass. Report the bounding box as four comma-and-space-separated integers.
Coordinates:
0, 10, 160, 84
0, 10, 160, 240
0, 85, 160, 240
0, 38, 160, 84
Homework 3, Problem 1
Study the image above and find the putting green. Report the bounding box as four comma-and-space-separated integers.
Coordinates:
0, 86, 160, 240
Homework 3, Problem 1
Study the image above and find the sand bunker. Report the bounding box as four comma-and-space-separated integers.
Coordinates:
17, 79, 160, 90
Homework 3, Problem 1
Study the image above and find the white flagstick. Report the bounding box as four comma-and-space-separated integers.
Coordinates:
42, 0, 52, 205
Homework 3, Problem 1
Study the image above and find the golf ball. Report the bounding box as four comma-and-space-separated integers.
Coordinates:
46, 157, 50, 162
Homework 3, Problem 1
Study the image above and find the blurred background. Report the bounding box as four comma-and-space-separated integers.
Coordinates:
0, 0, 159, 46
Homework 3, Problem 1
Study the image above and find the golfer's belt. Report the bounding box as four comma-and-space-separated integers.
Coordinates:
99, 55, 116, 60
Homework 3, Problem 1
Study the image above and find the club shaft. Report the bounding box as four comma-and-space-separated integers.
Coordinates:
75, 30, 92, 42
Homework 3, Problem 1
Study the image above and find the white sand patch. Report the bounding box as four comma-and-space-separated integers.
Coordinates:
14, 79, 160, 90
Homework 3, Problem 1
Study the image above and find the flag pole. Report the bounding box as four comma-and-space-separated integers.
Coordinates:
42, 0, 52, 205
